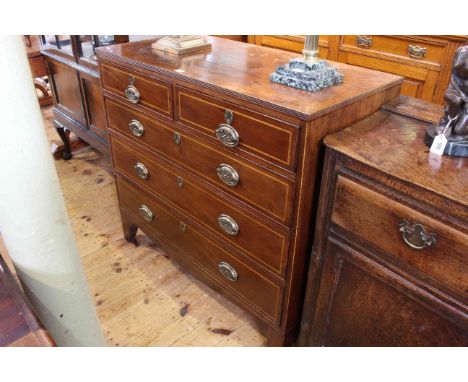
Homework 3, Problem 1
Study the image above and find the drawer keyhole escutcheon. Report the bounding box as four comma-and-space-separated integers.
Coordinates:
356, 36, 373, 48
224, 109, 234, 124
180, 222, 187, 232
173, 132, 181, 145
398, 219, 437, 250
218, 214, 239, 236
218, 261, 238, 282
215, 124, 239, 147
216, 164, 239, 187
408, 45, 427, 59
176, 176, 184, 188
125, 75, 140, 104
134, 162, 149, 179
128, 119, 144, 137
139, 205, 154, 222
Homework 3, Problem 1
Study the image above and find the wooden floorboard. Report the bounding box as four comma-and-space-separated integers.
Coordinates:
0, 106, 266, 346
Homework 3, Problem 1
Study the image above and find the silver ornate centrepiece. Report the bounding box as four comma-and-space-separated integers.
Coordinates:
270, 35, 343, 92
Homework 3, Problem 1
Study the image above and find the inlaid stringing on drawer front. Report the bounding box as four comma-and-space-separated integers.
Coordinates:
331, 175, 468, 297
176, 87, 299, 170
116, 177, 283, 323
111, 136, 290, 276
105, 98, 295, 225
101, 64, 172, 117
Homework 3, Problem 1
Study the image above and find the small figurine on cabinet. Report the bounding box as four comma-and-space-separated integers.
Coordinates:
425, 45, 468, 156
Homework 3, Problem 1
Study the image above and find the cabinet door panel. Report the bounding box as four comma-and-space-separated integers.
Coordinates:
311, 239, 468, 346
81, 73, 107, 140
47, 59, 86, 125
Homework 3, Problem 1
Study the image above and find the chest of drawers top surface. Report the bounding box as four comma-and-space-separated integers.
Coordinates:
324, 99, 467, 210
96, 36, 402, 120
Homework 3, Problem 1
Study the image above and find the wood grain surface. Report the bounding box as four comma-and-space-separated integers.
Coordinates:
96, 36, 402, 120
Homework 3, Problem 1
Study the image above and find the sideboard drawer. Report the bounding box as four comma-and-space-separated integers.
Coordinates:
106, 98, 295, 225
341, 35, 444, 65
331, 175, 468, 297
101, 64, 172, 118
116, 178, 283, 323
111, 137, 290, 276
176, 86, 299, 170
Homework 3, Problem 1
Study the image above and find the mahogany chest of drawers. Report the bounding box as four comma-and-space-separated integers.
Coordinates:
299, 96, 468, 346
96, 37, 402, 345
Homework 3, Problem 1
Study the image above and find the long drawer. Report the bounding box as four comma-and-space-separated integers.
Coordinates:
111, 136, 290, 276
106, 98, 295, 225
331, 175, 468, 299
101, 63, 173, 119
340, 35, 445, 66
176, 86, 299, 171
116, 177, 283, 323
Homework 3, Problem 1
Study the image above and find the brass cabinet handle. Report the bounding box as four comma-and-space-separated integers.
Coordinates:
215, 124, 239, 147
218, 261, 238, 282
356, 35, 373, 48
216, 164, 239, 187
398, 219, 437, 250
176, 176, 184, 188
173, 131, 181, 145
139, 204, 154, 222
128, 119, 144, 137
134, 162, 149, 179
408, 45, 427, 59
217, 214, 239, 236
125, 75, 140, 104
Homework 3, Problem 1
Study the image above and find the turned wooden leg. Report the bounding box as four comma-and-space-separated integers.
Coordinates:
121, 213, 138, 246
54, 123, 72, 160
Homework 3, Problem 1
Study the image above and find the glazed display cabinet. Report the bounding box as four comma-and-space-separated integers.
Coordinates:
41, 35, 128, 159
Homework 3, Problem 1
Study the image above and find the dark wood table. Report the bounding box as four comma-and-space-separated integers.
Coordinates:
0, 254, 55, 346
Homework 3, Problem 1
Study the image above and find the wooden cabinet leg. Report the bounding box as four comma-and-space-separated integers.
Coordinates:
54, 123, 72, 160
256, 320, 296, 346
121, 213, 138, 246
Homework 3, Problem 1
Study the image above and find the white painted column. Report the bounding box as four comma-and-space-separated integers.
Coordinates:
0, 35, 106, 346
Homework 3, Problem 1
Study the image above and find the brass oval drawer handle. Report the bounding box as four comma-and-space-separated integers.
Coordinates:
215, 124, 239, 147
128, 119, 144, 137
398, 219, 437, 250
217, 214, 239, 236
356, 35, 373, 48
139, 204, 154, 222
216, 164, 239, 187
408, 45, 427, 59
134, 162, 149, 179
125, 75, 140, 104
173, 132, 181, 145
218, 261, 238, 282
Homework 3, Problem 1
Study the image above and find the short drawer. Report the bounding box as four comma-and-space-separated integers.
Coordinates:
331, 175, 468, 298
341, 35, 444, 65
106, 98, 295, 225
176, 86, 299, 170
101, 63, 172, 118
116, 177, 283, 323
111, 136, 290, 276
